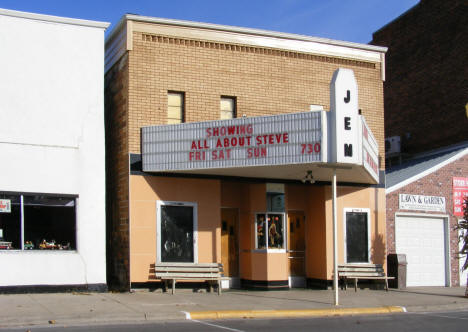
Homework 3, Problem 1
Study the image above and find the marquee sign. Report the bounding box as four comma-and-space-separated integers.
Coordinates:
142, 111, 325, 172
361, 117, 379, 181
330, 68, 360, 165
141, 68, 380, 183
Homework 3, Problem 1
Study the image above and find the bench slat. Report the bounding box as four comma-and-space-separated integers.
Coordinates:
340, 272, 385, 277
339, 267, 384, 272
156, 266, 221, 273
157, 262, 221, 267
338, 264, 382, 268
156, 272, 221, 277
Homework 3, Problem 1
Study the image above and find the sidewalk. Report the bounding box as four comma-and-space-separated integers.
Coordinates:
0, 287, 466, 328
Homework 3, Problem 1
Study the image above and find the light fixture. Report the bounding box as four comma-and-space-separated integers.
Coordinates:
302, 170, 315, 184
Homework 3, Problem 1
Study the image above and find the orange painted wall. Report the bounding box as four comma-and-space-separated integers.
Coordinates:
323, 186, 387, 280
286, 184, 328, 280
306, 186, 328, 280
129, 175, 385, 284
129, 175, 221, 283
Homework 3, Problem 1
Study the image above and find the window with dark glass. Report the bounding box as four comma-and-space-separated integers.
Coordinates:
266, 183, 285, 212
0, 192, 76, 251
160, 204, 194, 262
23, 195, 76, 250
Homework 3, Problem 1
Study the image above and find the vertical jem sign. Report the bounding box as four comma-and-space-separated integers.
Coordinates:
330, 68, 361, 165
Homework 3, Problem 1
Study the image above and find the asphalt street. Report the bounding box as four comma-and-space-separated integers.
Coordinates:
2, 310, 467, 332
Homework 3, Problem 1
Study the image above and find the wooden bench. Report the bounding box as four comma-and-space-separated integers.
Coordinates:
155, 262, 227, 295
338, 263, 394, 291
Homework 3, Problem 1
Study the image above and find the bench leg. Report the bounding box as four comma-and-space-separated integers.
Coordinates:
385, 278, 389, 292
354, 278, 358, 292
163, 280, 168, 293
218, 279, 221, 295
172, 279, 176, 295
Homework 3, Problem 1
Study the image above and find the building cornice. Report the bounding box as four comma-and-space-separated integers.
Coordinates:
105, 14, 387, 75
0, 8, 110, 29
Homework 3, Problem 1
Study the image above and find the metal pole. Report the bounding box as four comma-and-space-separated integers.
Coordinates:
332, 169, 339, 306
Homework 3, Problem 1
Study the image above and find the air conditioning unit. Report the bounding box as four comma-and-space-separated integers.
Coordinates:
385, 136, 401, 155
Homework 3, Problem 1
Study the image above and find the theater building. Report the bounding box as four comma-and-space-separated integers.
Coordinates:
105, 15, 388, 290
0, 9, 109, 291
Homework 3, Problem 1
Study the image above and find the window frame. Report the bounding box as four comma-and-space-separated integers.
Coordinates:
220, 96, 237, 119
0, 191, 78, 252
167, 91, 185, 124
156, 200, 198, 263
254, 212, 286, 253
343, 208, 371, 264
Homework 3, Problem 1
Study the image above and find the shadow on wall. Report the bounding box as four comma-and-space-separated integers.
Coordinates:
371, 233, 386, 265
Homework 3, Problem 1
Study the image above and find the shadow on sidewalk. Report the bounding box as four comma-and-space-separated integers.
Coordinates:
389, 288, 467, 299
225, 290, 332, 306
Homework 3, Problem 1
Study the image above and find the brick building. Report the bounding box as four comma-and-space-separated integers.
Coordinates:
105, 15, 388, 291
371, 0, 468, 287
386, 143, 468, 286
371, 0, 467, 158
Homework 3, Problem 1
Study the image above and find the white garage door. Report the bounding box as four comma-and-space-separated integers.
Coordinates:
395, 215, 447, 287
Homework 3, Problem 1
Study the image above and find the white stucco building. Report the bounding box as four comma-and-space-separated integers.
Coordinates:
0, 9, 109, 291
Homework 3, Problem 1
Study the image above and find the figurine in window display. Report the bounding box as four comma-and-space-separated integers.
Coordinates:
269, 221, 278, 246
269, 216, 281, 248
24, 241, 34, 250
257, 215, 266, 249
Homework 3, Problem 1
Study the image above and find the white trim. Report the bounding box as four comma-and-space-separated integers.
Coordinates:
156, 200, 198, 264
0, 8, 109, 29
343, 208, 371, 263
20, 195, 24, 250
386, 148, 468, 194
394, 212, 451, 287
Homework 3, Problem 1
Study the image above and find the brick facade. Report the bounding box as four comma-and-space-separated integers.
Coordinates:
386, 155, 468, 286
105, 18, 386, 290
128, 32, 385, 165
371, 0, 468, 154
105, 54, 131, 290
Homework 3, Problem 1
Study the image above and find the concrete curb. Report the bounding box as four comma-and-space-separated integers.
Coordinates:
185, 306, 407, 320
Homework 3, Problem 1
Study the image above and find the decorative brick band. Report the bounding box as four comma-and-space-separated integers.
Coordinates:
141, 33, 375, 69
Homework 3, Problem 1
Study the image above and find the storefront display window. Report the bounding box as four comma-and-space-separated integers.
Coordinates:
0, 192, 76, 251
0, 194, 21, 250
255, 213, 285, 250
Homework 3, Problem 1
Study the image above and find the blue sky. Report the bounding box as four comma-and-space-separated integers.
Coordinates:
0, 0, 419, 43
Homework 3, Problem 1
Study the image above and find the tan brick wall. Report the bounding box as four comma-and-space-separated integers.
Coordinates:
105, 53, 131, 290
127, 31, 386, 169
